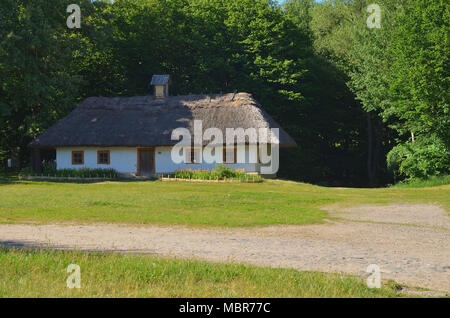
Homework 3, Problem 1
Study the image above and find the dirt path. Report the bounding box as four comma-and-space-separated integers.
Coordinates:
0, 204, 449, 293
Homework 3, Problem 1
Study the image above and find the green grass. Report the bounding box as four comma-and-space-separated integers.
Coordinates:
391, 175, 450, 188
0, 177, 443, 298
0, 177, 449, 226
0, 248, 405, 298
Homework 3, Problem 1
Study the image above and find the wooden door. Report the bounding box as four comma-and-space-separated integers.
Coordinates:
138, 149, 155, 176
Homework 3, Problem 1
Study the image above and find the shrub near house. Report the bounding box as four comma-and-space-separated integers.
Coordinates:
20, 163, 119, 179
172, 165, 263, 182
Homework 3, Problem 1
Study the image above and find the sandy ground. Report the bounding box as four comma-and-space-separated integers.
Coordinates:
0, 204, 449, 294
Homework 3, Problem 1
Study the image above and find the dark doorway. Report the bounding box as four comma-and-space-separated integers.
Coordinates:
138, 148, 155, 176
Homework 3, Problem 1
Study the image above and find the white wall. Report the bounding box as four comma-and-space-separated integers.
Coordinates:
57, 146, 266, 175
56, 147, 137, 173
155, 146, 260, 174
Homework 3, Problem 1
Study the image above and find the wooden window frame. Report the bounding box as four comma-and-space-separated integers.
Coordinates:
223, 146, 237, 164
72, 151, 84, 165
185, 147, 201, 164
97, 150, 110, 165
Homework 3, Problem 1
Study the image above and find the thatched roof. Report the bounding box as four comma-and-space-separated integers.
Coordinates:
30, 93, 297, 148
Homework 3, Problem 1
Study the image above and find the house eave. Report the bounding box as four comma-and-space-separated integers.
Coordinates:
30, 142, 297, 149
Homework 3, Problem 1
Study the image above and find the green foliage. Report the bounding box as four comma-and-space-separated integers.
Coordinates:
42, 162, 57, 175
282, 0, 371, 186
214, 164, 237, 179
0, 0, 85, 166
387, 136, 450, 180
283, 0, 314, 33
18, 166, 34, 176
1, 0, 448, 186
388, 0, 449, 143
19, 167, 120, 179
385, 0, 449, 181
392, 175, 450, 188
172, 165, 262, 182
308, 0, 449, 184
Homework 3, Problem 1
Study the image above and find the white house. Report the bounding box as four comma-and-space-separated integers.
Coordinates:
30, 75, 296, 177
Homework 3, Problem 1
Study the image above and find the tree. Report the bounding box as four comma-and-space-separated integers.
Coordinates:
385, 0, 450, 179
0, 0, 83, 167
283, 0, 315, 33
308, 0, 397, 186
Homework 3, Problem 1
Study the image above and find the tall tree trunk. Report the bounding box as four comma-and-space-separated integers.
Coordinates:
373, 121, 383, 186
367, 112, 375, 187
367, 112, 384, 187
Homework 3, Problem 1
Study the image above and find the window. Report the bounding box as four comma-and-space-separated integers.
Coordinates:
185, 147, 201, 164
97, 150, 110, 165
72, 151, 84, 165
223, 147, 237, 164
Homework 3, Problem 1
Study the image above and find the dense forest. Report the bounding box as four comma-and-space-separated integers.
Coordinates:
0, 0, 448, 186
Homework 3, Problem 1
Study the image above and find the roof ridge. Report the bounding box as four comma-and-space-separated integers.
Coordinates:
78, 92, 256, 109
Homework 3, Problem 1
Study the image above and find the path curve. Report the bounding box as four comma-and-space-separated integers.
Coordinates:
0, 204, 449, 293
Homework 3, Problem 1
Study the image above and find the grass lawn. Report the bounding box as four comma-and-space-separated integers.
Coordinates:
0, 176, 449, 226
391, 175, 450, 189
0, 248, 405, 298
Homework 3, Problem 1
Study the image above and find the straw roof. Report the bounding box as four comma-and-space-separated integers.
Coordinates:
30, 93, 296, 148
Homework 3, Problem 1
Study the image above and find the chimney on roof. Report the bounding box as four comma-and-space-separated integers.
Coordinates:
150, 75, 171, 99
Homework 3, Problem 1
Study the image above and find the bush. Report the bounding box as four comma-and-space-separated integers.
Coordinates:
42, 162, 57, 175
19, 166, 34, 176
387, 136, 450, 181
172, 165, 262, 182
214, 165, 236, 179
20, 167, 120, 179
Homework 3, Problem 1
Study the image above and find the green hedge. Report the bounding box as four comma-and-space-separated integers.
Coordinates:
387, 136, 450, 181
20, 165, 120, 179
172, 165, 262, 182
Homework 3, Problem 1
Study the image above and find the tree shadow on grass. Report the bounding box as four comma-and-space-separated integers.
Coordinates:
0, 240, 69, 251
0, 175, 159, 186
0, 240, 158, 256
